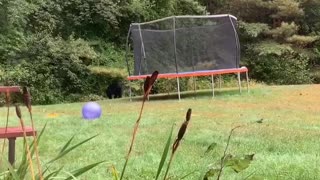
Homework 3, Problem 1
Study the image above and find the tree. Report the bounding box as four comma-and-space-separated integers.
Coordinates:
227, 0, 319, 84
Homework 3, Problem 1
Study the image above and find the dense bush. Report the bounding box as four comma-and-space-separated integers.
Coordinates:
244, 52, 311, 85
151, 77, 213, 95
311, 66, 320, 84
1, 35, 96, 104
90, 41, 127, 68
87, 66, 127, 97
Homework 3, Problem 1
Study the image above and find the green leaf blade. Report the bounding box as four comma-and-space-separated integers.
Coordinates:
203, 168, 219, 180
64, 161, 106, 180
155, 124, 174, 180
47, 134, 98, 164
59, 134, 76, 154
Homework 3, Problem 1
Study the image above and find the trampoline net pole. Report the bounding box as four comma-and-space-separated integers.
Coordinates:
125, 25, 132, 77
229, 15, 241, 68
138, 24, 146, 75
191, 36, 196, 99
173, 17, 180, 100
125, 25, 132, 101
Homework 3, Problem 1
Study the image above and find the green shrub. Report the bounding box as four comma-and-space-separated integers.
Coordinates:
0, 64, 65, 104
155, 79, 179, 94
151, 76, 238, 95
1, 35, 97, 104
0, 36, 130, 104
244, 52, 312, 84
310, 66, 320, 83
243, 40, 312, 85
64, 93, 105, 103
90, 42, 127, 68
87, 66, 127, 97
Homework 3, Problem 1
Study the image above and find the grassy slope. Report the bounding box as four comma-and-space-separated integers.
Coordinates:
1, 84, 320, 179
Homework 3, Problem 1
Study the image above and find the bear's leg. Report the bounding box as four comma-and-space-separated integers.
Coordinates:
114, 84, 123, 98
106, 88, 113, 99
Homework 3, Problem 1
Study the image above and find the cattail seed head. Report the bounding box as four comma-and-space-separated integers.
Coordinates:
5, 91, 10, 105
143, 71, 159, 96
177, 108, 192, 141
22, 86, 32, 112
149, 71, 159, 87
186, 108, 192, 121
15, 104, 22, 119
177, 122, 188, 141
144, 76, 151, 95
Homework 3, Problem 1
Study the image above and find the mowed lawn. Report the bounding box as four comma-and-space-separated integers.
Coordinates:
1, 84, 320, 179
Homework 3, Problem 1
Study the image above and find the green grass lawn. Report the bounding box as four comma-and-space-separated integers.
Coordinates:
1, 84, 320, 179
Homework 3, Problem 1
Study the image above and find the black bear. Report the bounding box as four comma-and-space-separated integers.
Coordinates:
106, 81, 123, 99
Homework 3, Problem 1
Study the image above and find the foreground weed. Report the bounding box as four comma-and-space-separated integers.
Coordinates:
120, 71, 159, 180
1, 123, 103, 180
203, 125, 256, 180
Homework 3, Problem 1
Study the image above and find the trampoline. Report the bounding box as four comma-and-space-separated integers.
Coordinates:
125, 14, 249, 100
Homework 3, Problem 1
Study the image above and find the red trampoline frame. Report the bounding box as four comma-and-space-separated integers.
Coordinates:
127, 67, 249, 100
128, 67, 248, 80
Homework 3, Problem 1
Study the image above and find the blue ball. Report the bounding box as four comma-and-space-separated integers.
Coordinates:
82, 102, 102, 120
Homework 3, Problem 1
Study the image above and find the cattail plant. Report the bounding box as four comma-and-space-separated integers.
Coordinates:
163, 108, 192, 180
22, 87, 43, 180
15, 104, 36, 180
120, 71, 159, 180
22, 87, 32, 112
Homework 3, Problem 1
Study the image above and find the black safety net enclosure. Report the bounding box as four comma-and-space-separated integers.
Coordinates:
126, 14, 240, 76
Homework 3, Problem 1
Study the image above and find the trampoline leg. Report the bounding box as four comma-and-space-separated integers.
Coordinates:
176, 77, 181, 100
211, 75, 214, 98
246, 70, 249, 93
193, 76, 197, 99
129, 80, 132, 101
237, 72, 242, 93
219, 75, 222, 89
